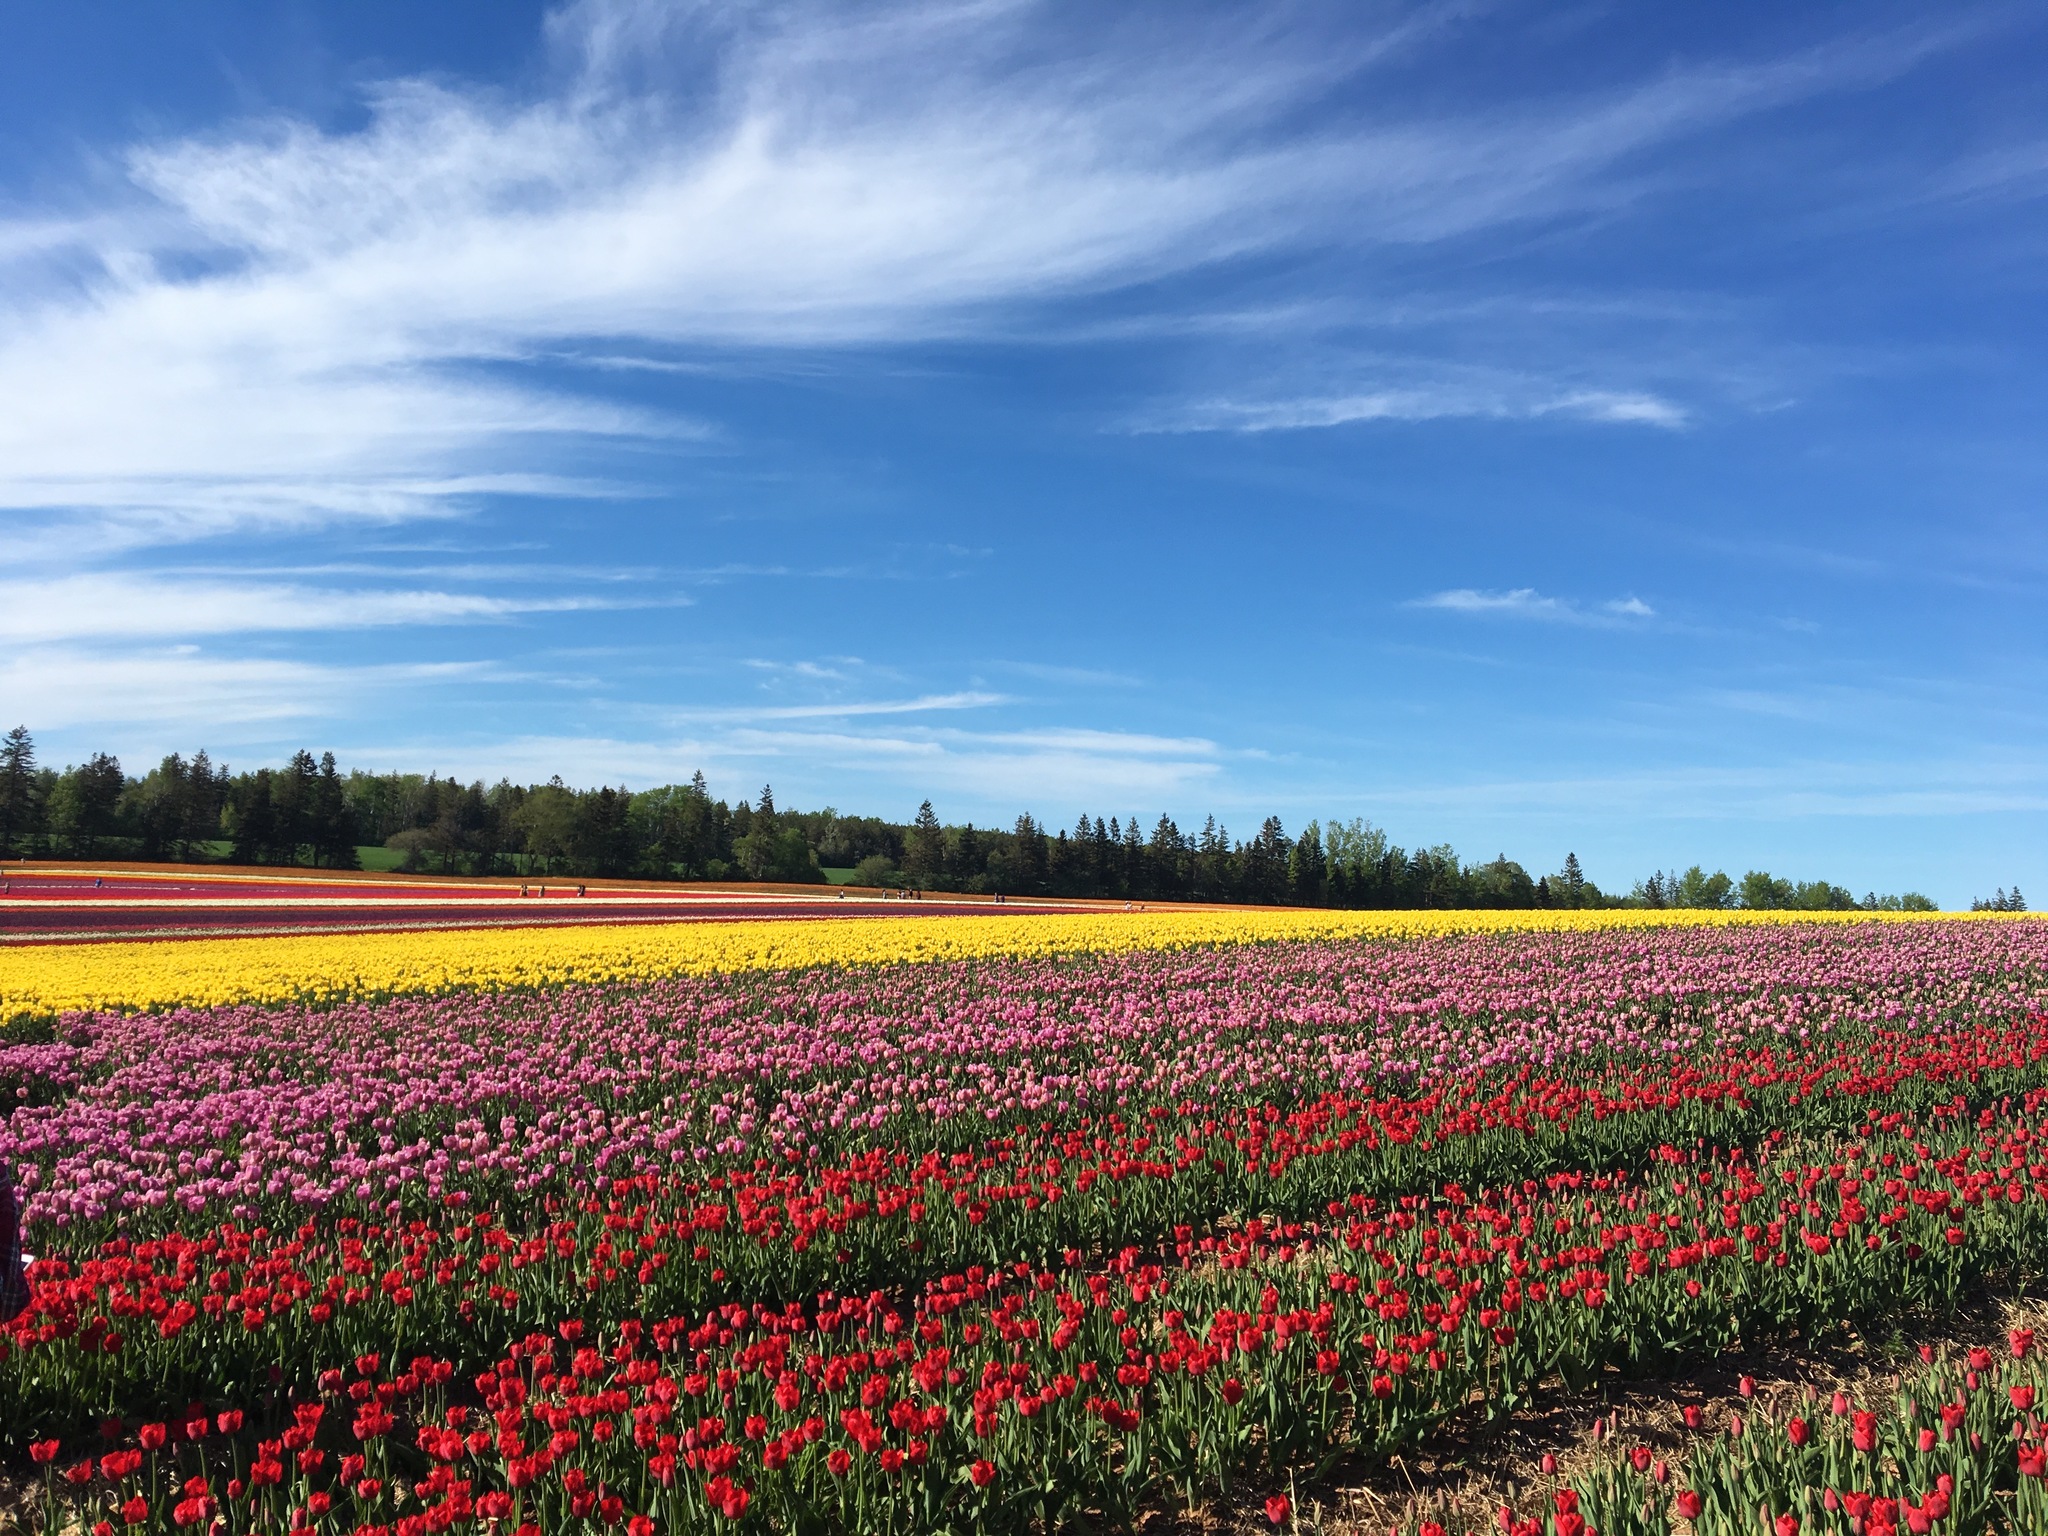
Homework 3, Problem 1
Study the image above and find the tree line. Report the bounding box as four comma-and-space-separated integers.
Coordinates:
0, 726, 1974, 910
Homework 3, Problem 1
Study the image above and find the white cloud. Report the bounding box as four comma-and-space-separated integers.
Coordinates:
0, 573, 648, 642
0, 1, 1960, 555
1358, 758, 2048, 822
742, 656, 864, 682
1153, 385, 1687, 434
1413, 587, 1656, 624
0, 648, 488, 732
665, 692, 1010, 722
989, 660, 1144, 688
338, 720, 1225, 810
1416, 587, 1567, 619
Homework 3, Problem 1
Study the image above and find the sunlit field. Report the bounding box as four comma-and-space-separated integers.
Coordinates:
5, 911, 2048, 1534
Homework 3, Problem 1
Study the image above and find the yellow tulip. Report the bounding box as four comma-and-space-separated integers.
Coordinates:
0, 905, 2018, 1022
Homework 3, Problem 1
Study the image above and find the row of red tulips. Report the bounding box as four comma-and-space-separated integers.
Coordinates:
16, 1089, 2048, 1534
1475, 1335, 2048, 1536
10, 1018, 2048, 1447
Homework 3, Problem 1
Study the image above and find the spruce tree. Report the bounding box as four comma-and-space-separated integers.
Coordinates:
0, 725, 38, 855
904, 800, 944, 887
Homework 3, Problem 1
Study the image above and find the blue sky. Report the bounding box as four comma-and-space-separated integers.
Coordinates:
1, 0, 2044, 905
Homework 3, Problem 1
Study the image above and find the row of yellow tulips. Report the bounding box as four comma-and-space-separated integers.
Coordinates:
0, 906, 2024, 1020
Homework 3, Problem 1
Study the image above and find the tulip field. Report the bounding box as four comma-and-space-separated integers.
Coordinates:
4, 910, 2048, 1534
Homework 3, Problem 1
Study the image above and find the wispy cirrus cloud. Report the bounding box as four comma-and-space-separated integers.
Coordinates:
663, 692, 1010, 724
1147, 384, 1687, 434
0, 573, 661, 642
1412, 587, 1657, 623
0, 648, 495, 733
347, 720, 1226, 809
0, 0, 1974, 558
988, 660, 1144, 688
1358, 756, 2048, 822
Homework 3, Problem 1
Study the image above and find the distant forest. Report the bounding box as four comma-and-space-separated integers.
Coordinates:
0, 726, 1985, 911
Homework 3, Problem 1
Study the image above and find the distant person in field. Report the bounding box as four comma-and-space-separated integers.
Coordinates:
0, 1155, 28, 1322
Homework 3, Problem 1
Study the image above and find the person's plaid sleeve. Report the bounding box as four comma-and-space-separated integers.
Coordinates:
0, 1160, 28, 1322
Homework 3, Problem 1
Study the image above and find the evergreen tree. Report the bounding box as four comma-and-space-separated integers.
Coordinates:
1067, 814, 1093, 894
229, 770, 280, 865
269, 750, 321, 865
1119, 814, 1143, 896
1287, 821, 1327, 904
186, 751, 226, 855
312, 752, 359, 868
0, 725, 39, 856
1243, 816, 1289, 904
1011, 814, 1047, 891
129, 753, 189, 859
904, 800, 944, 887
52, 753, 125, 855
1047, 829, 1075, 891
947, 823, 982, 890
1562, 851, 1585, 905
572, 786, 638, 876
0, 728, 1930, 914
1148, 814, 1184, 898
